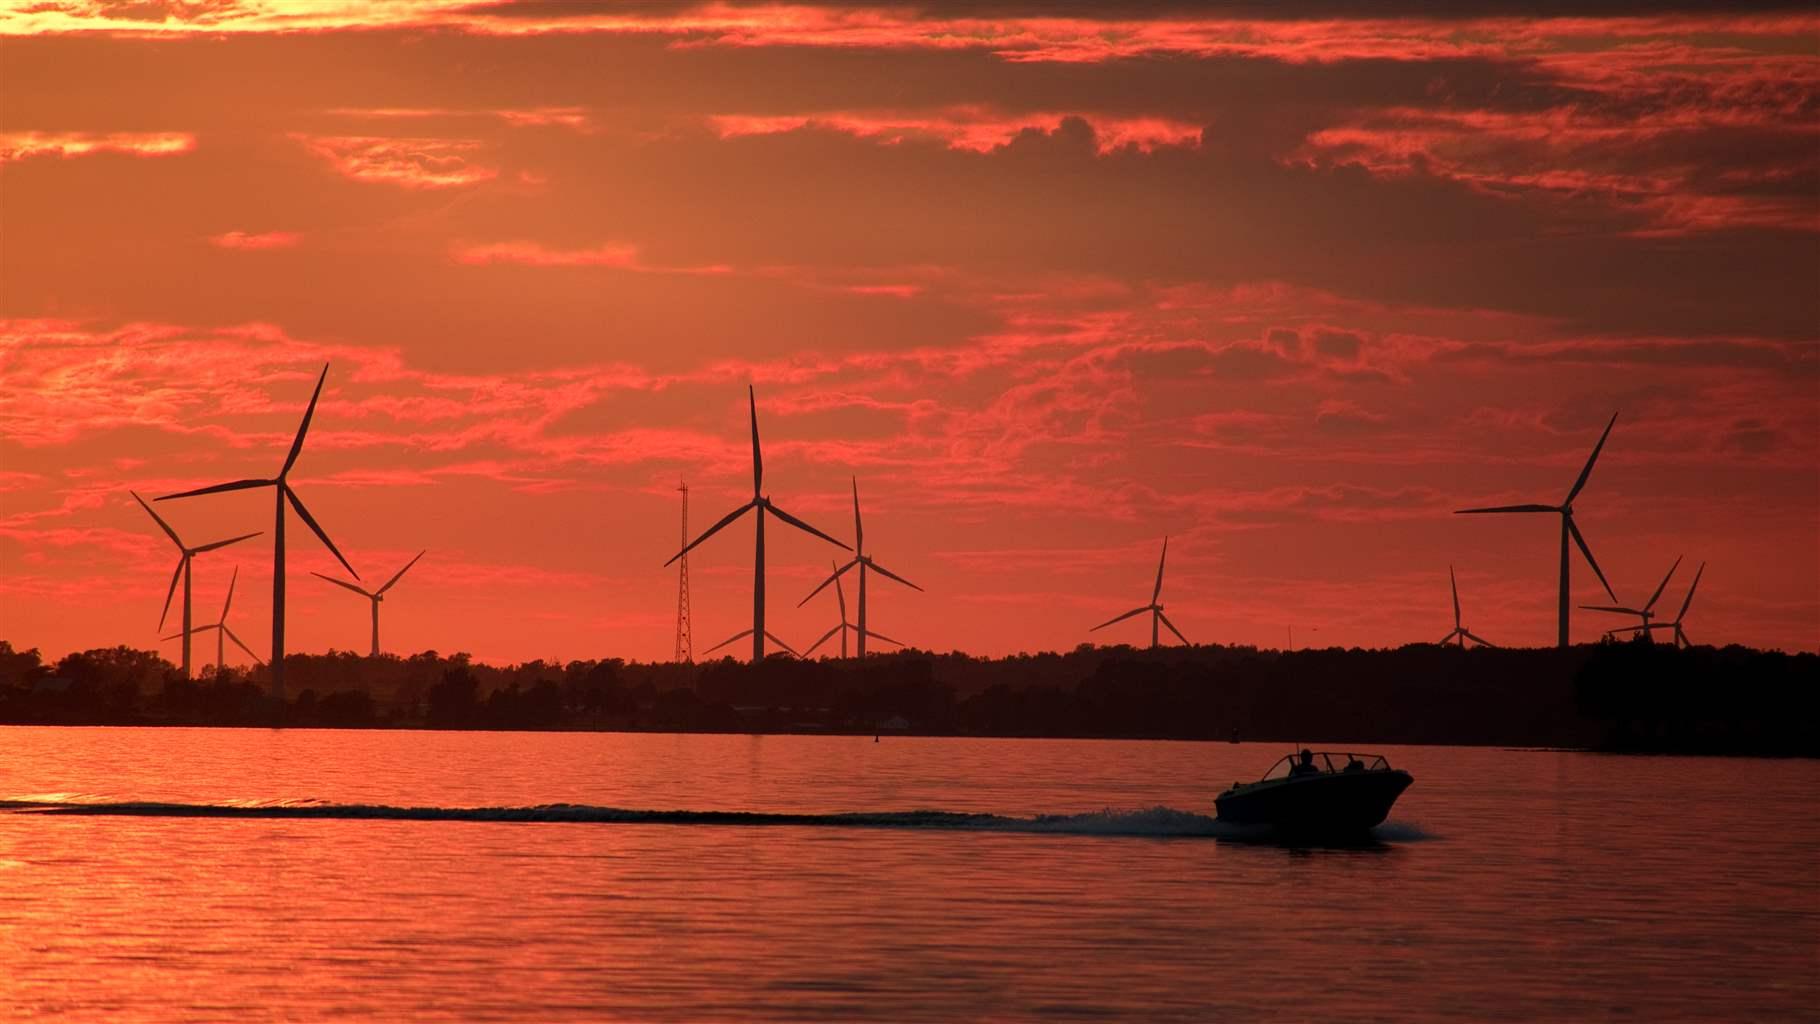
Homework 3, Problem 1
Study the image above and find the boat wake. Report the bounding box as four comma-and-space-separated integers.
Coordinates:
0, 798, 1430, 842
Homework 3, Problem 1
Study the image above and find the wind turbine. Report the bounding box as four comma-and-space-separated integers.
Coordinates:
162, 566, 262, 674
312, 550, 425, 657
802, 558, 905, 659
131, 491, 259, 679
796, 478, 921, 658
157, 363, 358, 702
664, 386, 849, 662
1091, 537, 1189, 649
1455, 412, 1619, 648
1610, 562, 1704, 649
1437, 565, 1496, 648
703, 628, 800, 659
1582, 555, 1681, 644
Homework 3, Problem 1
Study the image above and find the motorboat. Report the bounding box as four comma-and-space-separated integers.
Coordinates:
1215, 750, 1412, 836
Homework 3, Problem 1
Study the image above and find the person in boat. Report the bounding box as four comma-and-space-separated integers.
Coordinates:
1289, 748, 1320, 777
1343, 757, 1365, 773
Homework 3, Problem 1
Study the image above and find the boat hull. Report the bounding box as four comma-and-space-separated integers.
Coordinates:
1215, 769, 1412, 836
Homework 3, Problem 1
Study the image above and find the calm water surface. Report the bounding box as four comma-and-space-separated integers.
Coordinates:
2, 728, 1816, 1021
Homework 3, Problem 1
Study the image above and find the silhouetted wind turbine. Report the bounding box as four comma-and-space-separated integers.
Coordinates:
157, 363, 357, 702
664, 386, 849, 662
1610, 561, 1704, 649
131, 490, 259, 680
312, 550, 425, 657
802, 558, 905, 659
703, 627, 800, 659
1438, 565, 1496, 648
162, 565, 262, 673
1582, 555, 1681, 644
1091, 537, 1189, 649
1455, 412, 1619, 648
797, 478, 920, 659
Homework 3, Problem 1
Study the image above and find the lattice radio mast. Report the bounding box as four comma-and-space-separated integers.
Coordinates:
674, 479, 692, 662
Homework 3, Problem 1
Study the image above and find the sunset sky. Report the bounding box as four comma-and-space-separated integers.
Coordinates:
2, 1, 1816, 665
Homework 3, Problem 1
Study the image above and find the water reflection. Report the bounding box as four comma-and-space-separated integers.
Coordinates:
1, 730, 1814, 1022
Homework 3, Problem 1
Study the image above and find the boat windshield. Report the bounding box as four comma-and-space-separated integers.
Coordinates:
1260, 751, 1390, 781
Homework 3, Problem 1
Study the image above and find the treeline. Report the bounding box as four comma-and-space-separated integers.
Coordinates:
0, 639, 1814, 754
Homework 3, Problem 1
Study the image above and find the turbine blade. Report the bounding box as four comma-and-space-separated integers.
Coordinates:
377, 550, 426, 595
1152, 537, 1168, 603
796, 558, 858, 607
833, 560, 848, 619
1645, 555, 1682, 612
1564, 411, 1618, 505
851, 477, 862, 554
765, 502, 851, 551
221, 566, 239, 620
1677, 626, 1691, 648
1158, 610, 1189, 646
1438, 630, 1461, 645
865, 628, 904, 647
1677, 563, 1705, 621
1463, 630, 1497, 648
191, 530, 262, 555
762, 630, 799, 657
281, 363, 330, 477
803, 624, 842, 658
1091, 606, 1150, 631
1580, 605, 1643, 615
157, 478, 273, 501
864, 558, 921, 592
1567, 516, 1616, 602
1450, 564, 1461, 627
159, 555, 184, 630
1454, 503, 1557, 514
132, 490, 182, 546
224, 625, 262, 663
285, 486, 358, 578
162, 625, 217, 641
311, 571, 370, 597
749, 384, 762, 496
665, 502, 753, 566
703, 628, 755, 655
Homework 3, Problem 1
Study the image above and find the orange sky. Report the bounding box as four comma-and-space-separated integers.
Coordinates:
2, 1, 1817, 665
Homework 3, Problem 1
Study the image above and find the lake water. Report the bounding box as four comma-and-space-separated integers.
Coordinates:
2, 728, 1816, 1021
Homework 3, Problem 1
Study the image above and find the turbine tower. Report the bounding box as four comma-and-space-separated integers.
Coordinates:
1438, 565, 1496, 648
664, 386, 849, 662
675, 479, 692, 663
162, 566, 262, 673
158, 363, 358, 703
797, 478, 920, 659
802, 558, 905, 659
312, 551, 425, 657
1582, 555, 1681, 644
1455, 411, 1619, 648
1610, 561, 1705, 649
131, 490, 259, 679
1091, 537, 1190, 649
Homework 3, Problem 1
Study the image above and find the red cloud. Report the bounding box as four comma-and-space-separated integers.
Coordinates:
709, 110, 1202, 154
293, 134, 496, 189
0, 131, 194, 162
209, 230, 300, 250
450, 241, 733, 276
